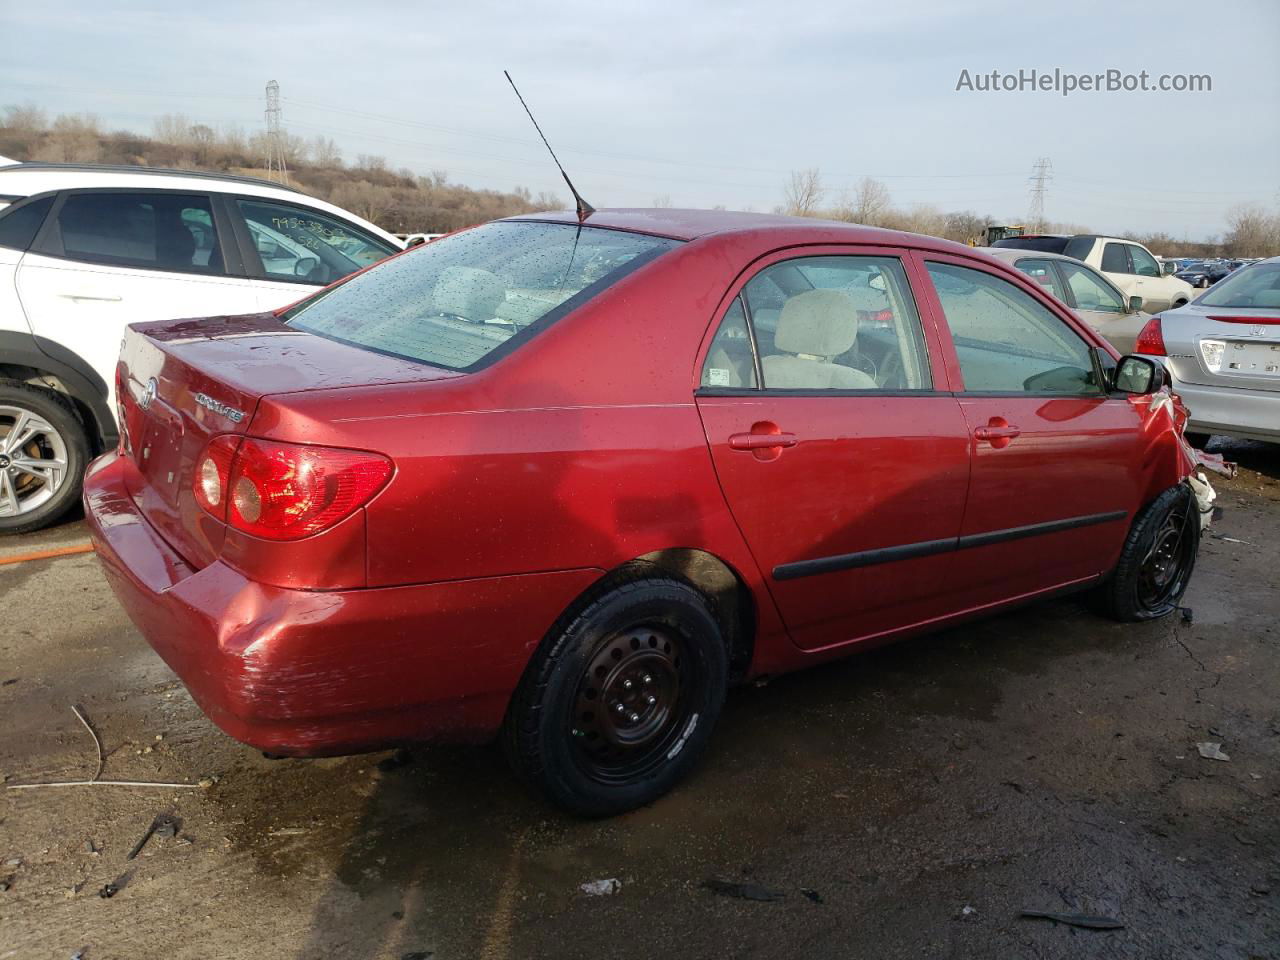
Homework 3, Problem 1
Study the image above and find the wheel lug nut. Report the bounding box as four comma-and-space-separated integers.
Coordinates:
623, 679, 633, 691
646, 695, 656, 706
642, 674, 652, 685
629, 712, 640, 723
614, 702, 625, 714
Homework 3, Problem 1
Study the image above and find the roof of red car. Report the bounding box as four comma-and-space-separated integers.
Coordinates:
504, 207, 975, 254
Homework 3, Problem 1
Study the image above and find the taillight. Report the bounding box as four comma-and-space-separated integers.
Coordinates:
193, 437, 391, 540
193, 435, 239, 519
1134, 316, 1166, 355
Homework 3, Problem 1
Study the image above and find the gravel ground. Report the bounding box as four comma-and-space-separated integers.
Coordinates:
1, 440, 1277, 960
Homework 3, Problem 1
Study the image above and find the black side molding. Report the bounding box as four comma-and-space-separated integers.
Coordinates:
772, 511, 1128, 582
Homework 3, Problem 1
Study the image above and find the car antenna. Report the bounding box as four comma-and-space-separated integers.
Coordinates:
504, 70, 595, 223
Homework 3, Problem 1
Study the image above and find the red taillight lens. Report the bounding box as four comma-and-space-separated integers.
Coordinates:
193, 437, 391, 540
1134, 316, 1167, 356
193, 435, 239, 519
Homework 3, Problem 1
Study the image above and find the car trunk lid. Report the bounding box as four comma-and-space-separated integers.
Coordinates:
117, 312, 460, 566
1162, 304, 1280, 393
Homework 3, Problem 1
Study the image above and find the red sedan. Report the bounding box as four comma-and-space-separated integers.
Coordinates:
83, 209, 1203, 815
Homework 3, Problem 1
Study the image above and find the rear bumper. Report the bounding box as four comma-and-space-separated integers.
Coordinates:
1169, 375, 1280, 442
83, 452, 601, 755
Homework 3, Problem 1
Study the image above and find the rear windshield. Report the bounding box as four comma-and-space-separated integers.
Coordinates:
285, 221, 680, 370
991, 236, 1071, 254
1196, 262, 1280, 308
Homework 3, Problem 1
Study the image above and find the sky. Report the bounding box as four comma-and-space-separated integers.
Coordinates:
3, 0, 1277, 240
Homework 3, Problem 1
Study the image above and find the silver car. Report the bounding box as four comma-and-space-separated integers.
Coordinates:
1140, 257, 1280, 445
981, 247, 1151, 353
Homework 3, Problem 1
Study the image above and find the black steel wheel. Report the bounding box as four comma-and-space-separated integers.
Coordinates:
504, 572, 727, 816
1101, 484, 1200, 621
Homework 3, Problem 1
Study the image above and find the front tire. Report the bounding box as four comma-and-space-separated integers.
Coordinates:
0, 381, 89, 535
1101, 485, 1199, 622
503, 574, 728, 816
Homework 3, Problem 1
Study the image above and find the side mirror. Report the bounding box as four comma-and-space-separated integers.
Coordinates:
1162, 261, 1177, 275
1128, 295, 1144, 313
294, 256, 319, 278
1113, 355, 1168, 395
406, 235, 427, 248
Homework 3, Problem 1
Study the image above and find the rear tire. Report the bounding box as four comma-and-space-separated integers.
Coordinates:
1101, 485, 1199, 622
503, 573, 728, 816
0, 380, 90, 535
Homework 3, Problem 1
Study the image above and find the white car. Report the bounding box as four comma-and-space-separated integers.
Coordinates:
992, 234, 1195, 313
0, 163, 404, 532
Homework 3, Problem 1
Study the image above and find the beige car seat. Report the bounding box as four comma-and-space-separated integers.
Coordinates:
762, 290, 876, 389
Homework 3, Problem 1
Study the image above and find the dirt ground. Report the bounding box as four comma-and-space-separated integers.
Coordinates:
1, 440, 1277, 960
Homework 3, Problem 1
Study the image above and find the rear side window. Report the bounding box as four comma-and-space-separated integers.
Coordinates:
1013, 258, 1065, 301
701, 298, 758, 388
286, 221, 680, 371
926, 262, 1102, 395
236, 199, 396, 285
740, 256, 931, 391
1063, 237, 1095, 261
0, 196, 53, 251
1101, 243, 1130, 273
50, 192, 224, 274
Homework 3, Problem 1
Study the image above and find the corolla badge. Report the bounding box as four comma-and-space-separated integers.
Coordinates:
193, 392, 246, 423
139, 378, 158, 410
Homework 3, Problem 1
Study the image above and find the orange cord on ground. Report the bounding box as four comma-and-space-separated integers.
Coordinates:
0, 543, 96, 567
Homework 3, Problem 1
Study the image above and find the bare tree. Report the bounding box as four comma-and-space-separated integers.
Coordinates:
848, 177, 892, 226
1223, 203, 1280, 257
32, 113, 101, 163
782, 168, 824, 217
652, 194, 673, 208
3, 103, 47, 135
310, 135, 343, 167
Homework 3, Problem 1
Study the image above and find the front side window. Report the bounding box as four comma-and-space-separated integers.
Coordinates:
1197, 262, 1280, 308
237, 199, 396, 285
1013, 258, 1065, 301
51, 192, 223, 274
1128, 245, 1161, 277
287, 221, 680, 370
926, 261, 1102, 395
1101, 243, 1131, 274
741, 256, 931, 391
1059, 261, 1126, 313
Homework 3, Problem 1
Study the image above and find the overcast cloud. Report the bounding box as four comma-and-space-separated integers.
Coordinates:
3, 0, 1277, 238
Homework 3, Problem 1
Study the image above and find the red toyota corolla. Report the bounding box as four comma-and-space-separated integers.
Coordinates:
84, 209, 1205, 815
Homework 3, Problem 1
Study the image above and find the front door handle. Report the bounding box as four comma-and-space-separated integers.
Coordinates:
729, 432, 798, 451
974, 417, 1021, 449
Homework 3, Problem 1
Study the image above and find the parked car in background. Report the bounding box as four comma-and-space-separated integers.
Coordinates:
983, 247, 1151, 353
83, 209, 1204, 816
992, 234, 1194, 312
1136, 256, 1280, 445
1175, 260, 1233, 288
395, 232, 445, 247
0, 163, 404, 532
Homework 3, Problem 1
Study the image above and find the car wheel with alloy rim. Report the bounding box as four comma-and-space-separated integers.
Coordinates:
0, 381, 90, 535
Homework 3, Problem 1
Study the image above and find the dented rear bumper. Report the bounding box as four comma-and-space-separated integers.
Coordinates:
83, 451, 601, 755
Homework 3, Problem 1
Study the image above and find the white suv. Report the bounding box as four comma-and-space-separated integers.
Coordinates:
0, 163, 403, 533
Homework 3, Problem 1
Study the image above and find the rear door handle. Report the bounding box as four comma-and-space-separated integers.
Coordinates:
729, 432, 797, 450
59, 292, 123, 302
